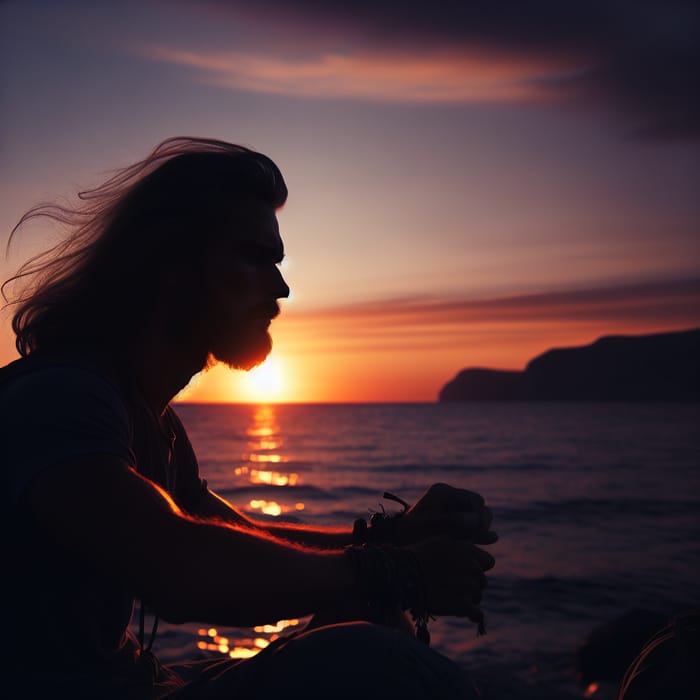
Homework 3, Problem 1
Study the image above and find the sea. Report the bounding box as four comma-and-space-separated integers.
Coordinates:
137, 402, 700, 699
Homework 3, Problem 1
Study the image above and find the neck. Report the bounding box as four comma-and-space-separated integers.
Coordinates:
126, 319, 208, 415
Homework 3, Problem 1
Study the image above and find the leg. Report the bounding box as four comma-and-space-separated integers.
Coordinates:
304, 600, 417, 636
160, 622, 480, 699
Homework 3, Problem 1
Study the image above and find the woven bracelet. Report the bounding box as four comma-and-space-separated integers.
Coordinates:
391, 547, 432, 645
344, 543, 432, 646
352, 491, 410, 545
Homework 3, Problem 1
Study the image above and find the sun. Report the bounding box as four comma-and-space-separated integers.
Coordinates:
240, 355, 287, 403
172, 354, 296, 404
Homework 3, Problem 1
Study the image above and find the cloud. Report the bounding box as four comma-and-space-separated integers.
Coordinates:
280, 277, 700, 346
143, 45, 580, 103
156, 0, 699, 139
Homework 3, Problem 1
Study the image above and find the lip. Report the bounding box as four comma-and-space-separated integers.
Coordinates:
245, 302, 279, 330
250, 303, 279, 322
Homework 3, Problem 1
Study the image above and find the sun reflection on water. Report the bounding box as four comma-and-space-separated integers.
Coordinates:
197, 618, 304, 660
204, 405, 308, 659
249, 453, 285, 463
247, 426, 273, 437
235, 465, 299, 486
236, 406, 301, 493
247, 499, 306, 516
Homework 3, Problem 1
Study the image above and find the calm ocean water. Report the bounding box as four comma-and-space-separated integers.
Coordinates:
141, 402, 700, 699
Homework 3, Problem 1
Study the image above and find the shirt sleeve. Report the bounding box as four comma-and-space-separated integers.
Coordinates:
164, 406, 206, 512
0, 365, 136, 507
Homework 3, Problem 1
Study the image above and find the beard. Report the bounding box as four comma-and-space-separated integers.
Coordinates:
206, 300, 279, 371
209, 322, 273, 371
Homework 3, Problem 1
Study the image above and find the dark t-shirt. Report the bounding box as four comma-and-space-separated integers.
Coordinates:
0, 356, 203, 694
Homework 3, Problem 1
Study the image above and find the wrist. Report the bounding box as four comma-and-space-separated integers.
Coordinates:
352, 491, 410, 545
344, 544, 431, 645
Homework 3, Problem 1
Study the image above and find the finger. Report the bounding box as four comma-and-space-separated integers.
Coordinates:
413, 484, 486, 516
416, 512, 495, 540
429, 590, 486, 619
443, 486, 485, 512
470, 545, 496, 571
474, 530, 499, 545
445, 557, 487, 607
401, 512, 479, 542
463, 601, 485, 628
449, 511, 481, 533
419, 491, 494, 531
480, 506, 493, 532
465, 575, 485, 604
463, 556, 488, 589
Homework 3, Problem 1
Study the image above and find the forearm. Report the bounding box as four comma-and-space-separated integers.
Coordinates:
28, 460, 358, 630
141, 516, 356, 627
254, 520, 354, 549
194, 488, 354, 549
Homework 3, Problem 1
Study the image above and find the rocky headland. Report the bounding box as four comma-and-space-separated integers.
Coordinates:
438, 328, 700, 401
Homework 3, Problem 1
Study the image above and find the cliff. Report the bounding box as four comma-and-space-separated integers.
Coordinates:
438, 328, 700, 401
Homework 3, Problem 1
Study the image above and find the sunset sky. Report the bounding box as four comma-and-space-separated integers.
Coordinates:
1, 0, 699, 402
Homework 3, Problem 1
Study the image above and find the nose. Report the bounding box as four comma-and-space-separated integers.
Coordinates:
275, 267, 290, 300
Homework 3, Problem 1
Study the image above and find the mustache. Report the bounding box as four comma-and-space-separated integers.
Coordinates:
250, 302, 281, 320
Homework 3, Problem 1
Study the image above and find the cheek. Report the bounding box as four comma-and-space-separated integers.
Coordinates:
210, 294, 248, 324
221, 262, 262, 298
206, 274, 249, 310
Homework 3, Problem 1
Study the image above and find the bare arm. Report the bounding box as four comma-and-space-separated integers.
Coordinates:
26, 455, 355, 627
27, 456, 494, 631
194, 483, 498, 550
193, 488, 355, 549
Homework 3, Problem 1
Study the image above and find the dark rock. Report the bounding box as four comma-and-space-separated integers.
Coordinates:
439, 328, 700, 401
438, 368, 526, 401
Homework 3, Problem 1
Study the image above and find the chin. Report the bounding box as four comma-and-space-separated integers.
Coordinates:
211, 330, 272, 371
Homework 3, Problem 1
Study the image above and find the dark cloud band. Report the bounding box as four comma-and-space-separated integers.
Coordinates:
204, 0, 700, 139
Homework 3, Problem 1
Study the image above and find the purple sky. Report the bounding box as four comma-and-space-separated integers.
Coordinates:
1, 0, 698, 400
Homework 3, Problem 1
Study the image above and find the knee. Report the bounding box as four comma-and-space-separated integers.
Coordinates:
283, 622, 478, 698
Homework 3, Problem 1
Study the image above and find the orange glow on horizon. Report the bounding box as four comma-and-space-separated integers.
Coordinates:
173, 279, 700, 404
175, 322, 699, 404
175, 355, 296, 404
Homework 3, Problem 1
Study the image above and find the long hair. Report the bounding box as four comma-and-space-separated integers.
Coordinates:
2, 137, 288, 358
617, 609, 699, 699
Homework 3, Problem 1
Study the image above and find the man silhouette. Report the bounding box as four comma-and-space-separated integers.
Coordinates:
1, 137, 496, 698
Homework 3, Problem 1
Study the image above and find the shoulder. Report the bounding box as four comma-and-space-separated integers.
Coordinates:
0, 358, 136, 503
0, 360, 132, 457
0, 359, 134, 456
0, 358, 128, 415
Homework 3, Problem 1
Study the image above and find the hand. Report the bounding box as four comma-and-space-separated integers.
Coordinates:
396, 483, 498, 546
411, 536, 493, 624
